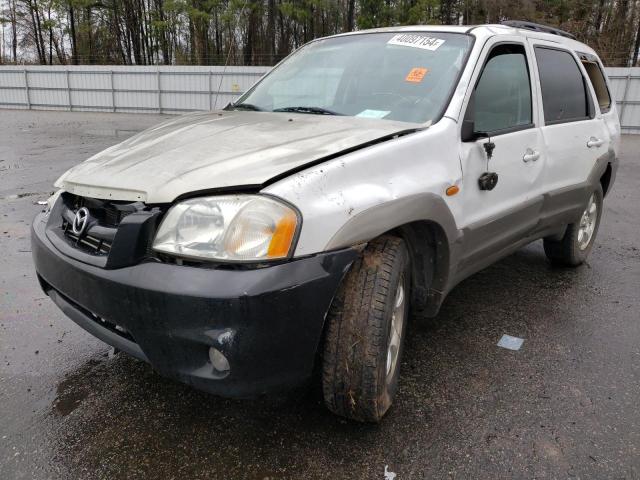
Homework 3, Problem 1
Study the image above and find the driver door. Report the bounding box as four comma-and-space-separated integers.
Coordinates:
454, 38, 545, 279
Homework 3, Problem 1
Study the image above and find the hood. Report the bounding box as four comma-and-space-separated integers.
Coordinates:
56, 111, 420, 203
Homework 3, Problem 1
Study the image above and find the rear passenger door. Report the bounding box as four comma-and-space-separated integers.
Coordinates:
528, 39, 611, 226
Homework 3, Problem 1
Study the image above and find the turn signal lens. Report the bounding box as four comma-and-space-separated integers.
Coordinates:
267, 211, 298, 258
446, 185, 460, 196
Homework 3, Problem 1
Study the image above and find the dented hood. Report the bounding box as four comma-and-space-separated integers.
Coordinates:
55, 111, 419, 203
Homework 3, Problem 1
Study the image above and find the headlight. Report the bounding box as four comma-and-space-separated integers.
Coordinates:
152, 195, 299, 262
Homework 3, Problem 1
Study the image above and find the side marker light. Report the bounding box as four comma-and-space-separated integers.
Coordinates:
446, 185, 460, 196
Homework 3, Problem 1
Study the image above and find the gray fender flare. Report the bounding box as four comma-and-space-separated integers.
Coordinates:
324, 193, 459, 251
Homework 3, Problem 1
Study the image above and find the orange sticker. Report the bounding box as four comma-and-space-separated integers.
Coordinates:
405, 67, 428, 83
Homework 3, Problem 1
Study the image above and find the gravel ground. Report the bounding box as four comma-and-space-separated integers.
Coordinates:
1, 109, 639, 479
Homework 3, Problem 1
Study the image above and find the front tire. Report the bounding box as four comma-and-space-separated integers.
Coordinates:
322, 235, 410, 422
544, 184, 604, 266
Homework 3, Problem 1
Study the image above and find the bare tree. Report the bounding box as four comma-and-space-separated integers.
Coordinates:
5, 0, 640, 66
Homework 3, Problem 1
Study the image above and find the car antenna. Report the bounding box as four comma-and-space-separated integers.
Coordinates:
213, 0, 250, 111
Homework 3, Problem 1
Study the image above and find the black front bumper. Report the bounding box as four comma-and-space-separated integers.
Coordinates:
32, 212, 357, 397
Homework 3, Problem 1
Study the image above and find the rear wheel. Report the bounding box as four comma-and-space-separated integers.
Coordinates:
322, 235, 410, 422
544, 184, 604, 266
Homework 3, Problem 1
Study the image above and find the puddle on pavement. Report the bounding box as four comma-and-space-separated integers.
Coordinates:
53, 376, 90, 417
0, 192, 43, 200
84, 129, 141, 138
51, 359, 104, 417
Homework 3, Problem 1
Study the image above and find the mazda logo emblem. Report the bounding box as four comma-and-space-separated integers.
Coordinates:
71, 207, 90, 236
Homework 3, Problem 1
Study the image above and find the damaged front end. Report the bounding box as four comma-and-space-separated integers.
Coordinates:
32, 191, 358, 397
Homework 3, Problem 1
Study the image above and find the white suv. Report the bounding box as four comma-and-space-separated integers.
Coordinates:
32, 21, 619, 422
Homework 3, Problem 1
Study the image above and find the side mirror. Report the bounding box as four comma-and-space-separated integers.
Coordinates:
461, 118, 489, 142
460, 90, 488, 142
461, 118, 476, 142
461, 91, 477, 142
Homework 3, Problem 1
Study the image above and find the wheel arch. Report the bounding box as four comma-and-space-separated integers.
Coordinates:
600, 163, 613, 197
323, 193, 457, 317
390, 220, 451, 318
311, 193, 459, 380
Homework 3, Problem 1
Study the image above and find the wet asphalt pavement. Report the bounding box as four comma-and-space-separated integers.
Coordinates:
1, 110, 639, 479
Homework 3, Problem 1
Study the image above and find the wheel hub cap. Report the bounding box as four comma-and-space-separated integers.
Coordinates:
578, 194, 597, 251
386, 277, 405, 381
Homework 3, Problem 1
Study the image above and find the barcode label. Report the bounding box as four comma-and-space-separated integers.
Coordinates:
387, 34, 445, 51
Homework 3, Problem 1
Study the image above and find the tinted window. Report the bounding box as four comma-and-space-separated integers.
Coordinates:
582, 61, 611, 111
473, 44, 532, 133
535, 47, 589, 123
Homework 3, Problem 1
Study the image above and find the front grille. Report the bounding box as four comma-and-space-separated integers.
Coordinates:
61, 220, 112, 255
47, 192, 162, 269
59, 194, 130, 257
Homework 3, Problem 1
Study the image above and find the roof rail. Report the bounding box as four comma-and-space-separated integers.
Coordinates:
500, 20, 577, 40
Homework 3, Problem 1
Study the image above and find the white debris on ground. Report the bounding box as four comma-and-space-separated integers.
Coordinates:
384, 465, 397, 479
497, 334, 524, 351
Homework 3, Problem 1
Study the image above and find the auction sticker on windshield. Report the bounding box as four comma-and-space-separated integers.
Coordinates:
387, 34, 445, 51
405, 67, 428, 83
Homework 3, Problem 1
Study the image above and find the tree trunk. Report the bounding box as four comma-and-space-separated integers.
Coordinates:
593, 0, 606, 34
346, 0, 355, 32
52, 31, 66, 64
27, 0, 44, 63
86, 6, 94, 64
47, 5, 53, 64
267, 0, 276, 64
156, 0, 171, 65
111, 0, 128, 64
68, 4, 78, 64
33, 0, 47, 63
10, 0, 18, 62
244, 5, 255, 66
633, 13, 640, 66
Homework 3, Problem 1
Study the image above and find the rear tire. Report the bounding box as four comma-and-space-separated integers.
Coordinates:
322, 235, 410, 422
543, 184, 604, 267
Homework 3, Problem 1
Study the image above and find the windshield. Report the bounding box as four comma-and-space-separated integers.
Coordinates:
233, 32, 473, 124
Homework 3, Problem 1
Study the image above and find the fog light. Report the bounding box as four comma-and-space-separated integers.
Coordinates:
209, 347, 230, 373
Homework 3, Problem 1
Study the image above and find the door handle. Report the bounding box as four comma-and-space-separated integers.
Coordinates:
587, 137, 604, 148
522, 149, 540, 163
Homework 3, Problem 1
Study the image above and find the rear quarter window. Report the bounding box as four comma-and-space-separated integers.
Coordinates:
534, 47, 590, 124
581, 60, 612, 112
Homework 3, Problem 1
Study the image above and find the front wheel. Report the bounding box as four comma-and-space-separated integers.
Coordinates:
544, 184, 604, 266
322, 235, 410, 422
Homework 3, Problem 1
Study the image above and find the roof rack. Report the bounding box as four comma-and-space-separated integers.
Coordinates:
500, 20, 577, 40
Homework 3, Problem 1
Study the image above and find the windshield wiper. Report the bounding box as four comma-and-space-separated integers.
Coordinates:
228, 102, 263, 112
273, 106, 343, 116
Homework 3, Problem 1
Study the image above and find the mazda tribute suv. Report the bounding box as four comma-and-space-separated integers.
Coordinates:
32, 21, 619, 422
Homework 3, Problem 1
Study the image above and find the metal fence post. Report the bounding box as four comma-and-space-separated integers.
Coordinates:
66, 69, 72, 111
110, 70, 116, 112
157, 70, 162, 113
209, 70, 213, 110
619, 72, 632, 127
23, 69, 31, 109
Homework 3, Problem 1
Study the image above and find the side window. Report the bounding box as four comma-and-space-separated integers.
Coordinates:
472, 44, 532, 134
534, 47, 590, 124
582, 60, 611, 112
